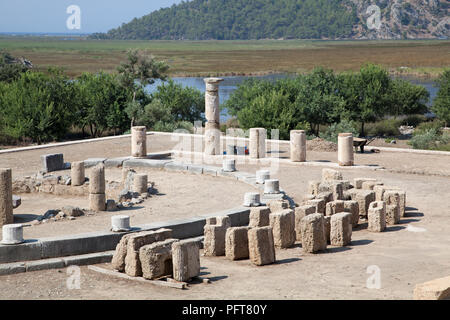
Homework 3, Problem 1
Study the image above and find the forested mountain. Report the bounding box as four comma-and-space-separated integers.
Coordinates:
90, 0, 449, 40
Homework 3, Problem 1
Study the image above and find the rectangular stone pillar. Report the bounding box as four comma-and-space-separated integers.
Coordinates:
225, 226, 250, 260
203, 216, 230, 256
295, 205, 316, 241
330, 212, 352, 246
300, 213, 327, 253
368, 201, 386, 232
172, 239, 201, 282
249, 206, 271, 227
384, 191, 401, 225
344, 200, 360, 228
269, 209, 295, 249
248, 226, 276, 266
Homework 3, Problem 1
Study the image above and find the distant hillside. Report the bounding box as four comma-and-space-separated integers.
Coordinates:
90, 0, 449, 40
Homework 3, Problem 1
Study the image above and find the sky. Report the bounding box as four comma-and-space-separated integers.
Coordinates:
0, 0, 183, 33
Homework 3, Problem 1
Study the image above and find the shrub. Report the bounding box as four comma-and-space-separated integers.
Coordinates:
320, 119, 359, 143
366, 119, 402, 137
414, 120, 445, 136
409, 129, 449, 150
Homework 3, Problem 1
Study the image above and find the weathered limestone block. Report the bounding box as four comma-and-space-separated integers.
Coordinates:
384, 191, 401, 225
294, 205, 316, 241
322, 168, 343, 181
131, 126, 147, 158
413, 276, 450, 300
203, 216, 230, 256
172, 239, 201, 282
331, 182, 344, 201
267, 200, 289, 213
330, 212, 352, 246
89, 163, 105, 194
344, 200, 360, 228
124, 229, 173, 277
351, 189, 376, 217
325, 200, 345, 216
307, 199, 326, 214
0, 168, 13, 227
89, 193, 106, 212
316, 191, 333, 204
41, 153, 64, 173
139, 238, 178, 280
354, 178, 377, 190
225, 226, 251, 260
376, 186, 406, 217
324, 216, 331, 243
133, 174, 148, 194
308, 180, 321, 196
338, 133, 354, 166
269, 209, 295, 249
248, 226, 276, 266
249, 128, 266, 159
249, 206, 271, 227
290, 130, 306, 162
300, 213, 327, 253
71, 161, 85, 186
368, 201, 386, 232
362, 180, 383, 191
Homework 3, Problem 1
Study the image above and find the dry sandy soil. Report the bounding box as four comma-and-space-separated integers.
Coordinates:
0, 133, 449, 300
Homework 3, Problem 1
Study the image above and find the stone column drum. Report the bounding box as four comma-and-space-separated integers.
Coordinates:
338, 133, 354, 166
71, 161, 85, 186
290, 130, 306, 162
133, 174, 148, 194
249, 128, 266, 159
0, 168, 13, 227
204, 78, 224, 156
89, 164, 106, 211
131, 126, 147, 158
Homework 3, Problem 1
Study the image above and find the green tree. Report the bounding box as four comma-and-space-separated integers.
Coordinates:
432, 69, 450, 127
117, 49, 169, 126
74, 72, 130, 137
0, 51, 31, 83
0, 69, 76, 143
388, 79, 429, 117
339, 64, 392, 137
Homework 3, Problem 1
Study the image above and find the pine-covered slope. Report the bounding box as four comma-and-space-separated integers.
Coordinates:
90, 0, 449, 40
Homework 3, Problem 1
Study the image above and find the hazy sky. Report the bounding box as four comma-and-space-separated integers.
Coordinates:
0, 0, 183, 33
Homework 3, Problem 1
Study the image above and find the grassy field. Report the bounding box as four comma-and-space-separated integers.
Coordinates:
0, 37, 449, 78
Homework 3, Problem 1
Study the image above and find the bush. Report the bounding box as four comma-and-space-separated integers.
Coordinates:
432, 69, 450, 127
366, 119, 402, 137
414, 120, 445, 136
409, 129, 450, 150
320, 119, 359, 143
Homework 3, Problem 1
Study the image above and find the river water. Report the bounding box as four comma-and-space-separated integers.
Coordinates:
148, 74, 438, 122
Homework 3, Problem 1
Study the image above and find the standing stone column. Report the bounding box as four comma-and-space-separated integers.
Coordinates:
131, 126, 147, 158
89, 164, 106, 211
71, 161, 85, 186
249, 128, 266, 159
290, 130, 306, 162
204, 78, 224, 156
0, 168, 13, 227
338, 133, 354, 166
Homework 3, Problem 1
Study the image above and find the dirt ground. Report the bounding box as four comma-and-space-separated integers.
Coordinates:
0, 134, 449, 300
